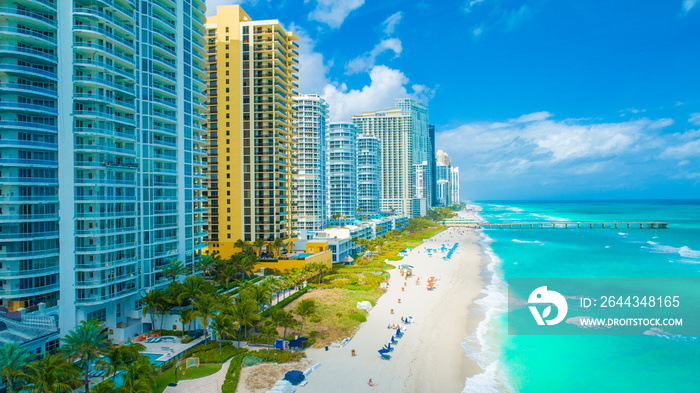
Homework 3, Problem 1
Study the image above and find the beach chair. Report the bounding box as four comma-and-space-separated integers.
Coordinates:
389, 336, 398, 345
378, 350, 391, 360
382, 343, 394, 352
395, 328, 404, 338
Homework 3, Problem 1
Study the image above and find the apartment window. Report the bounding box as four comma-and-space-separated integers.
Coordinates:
86, 308, 107, 322
116, 303, 121, 317
225, 44, 229, 50
225, 27, 229, 32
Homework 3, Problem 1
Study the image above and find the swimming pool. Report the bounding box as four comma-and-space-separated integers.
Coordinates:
141, 352, 166, 365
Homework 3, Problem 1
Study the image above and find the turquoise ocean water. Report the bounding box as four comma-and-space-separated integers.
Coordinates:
462, 201, 700, 393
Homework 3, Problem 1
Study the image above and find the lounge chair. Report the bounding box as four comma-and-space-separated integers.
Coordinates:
378, 350, 391, 360
382, 343, 394, 352
389, 336, 398, 345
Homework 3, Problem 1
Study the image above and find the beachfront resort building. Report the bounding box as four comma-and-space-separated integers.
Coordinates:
428, 125, 437, 207
0, 0, 209, 347
292, 94, 328, 231
450, 166, 460, 204
356, 134, 381, 217
352, 99, 431, 217
204, 5, 299, 258
327, 122, 358, 219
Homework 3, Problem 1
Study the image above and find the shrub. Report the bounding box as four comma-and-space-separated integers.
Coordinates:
181, 336, 194, 344
220, 350, 249, 393
159, 329, 184, 337
310, 315, 321, 323
186, 341, 247, 363
348, 313, 367, 323
246, 349, 304, 364
261, 287, 310, 317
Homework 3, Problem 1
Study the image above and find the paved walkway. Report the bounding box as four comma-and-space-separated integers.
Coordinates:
163, 357, 233, 393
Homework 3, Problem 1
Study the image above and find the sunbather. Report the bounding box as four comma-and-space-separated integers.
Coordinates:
368, 378, 376, 387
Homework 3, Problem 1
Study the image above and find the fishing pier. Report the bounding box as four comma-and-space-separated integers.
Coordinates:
443, 219, 668, 229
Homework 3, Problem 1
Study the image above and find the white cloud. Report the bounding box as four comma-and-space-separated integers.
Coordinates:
464, 0, 486, 12
514, 111, 552, 123
382, 12, 403, 35
308, 0, 365, 28
437, 114, 678, 179
322, 65, 427, 121
682, 0, 698, 13
290, 23, 332, 95
345, 38, 403, 74
689, 113, 700, 126
472, 26, 483, 37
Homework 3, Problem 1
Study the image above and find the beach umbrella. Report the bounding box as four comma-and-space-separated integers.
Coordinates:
400, 264, 414, 268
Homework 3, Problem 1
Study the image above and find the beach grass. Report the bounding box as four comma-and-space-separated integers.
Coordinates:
284, 288, 384, 347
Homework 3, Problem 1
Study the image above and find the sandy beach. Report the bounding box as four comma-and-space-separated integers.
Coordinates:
302, 226, 484, 393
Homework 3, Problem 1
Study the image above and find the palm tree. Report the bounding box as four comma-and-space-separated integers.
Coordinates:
261, 321, 278, 354
229, 296, 258, 348
234, 238, 247, 251
0, 343, 33, 393
277, 311, 297, 340
265, 276, 283, 303
253, 238, 266, 257
177, 275, 209, 304
91, 380, 118, 393
21, 354, 81, 393
293, 298, 317, 338
118, 357, 154, 393
196, 253, 218, 277
61, 320, 111, 393
248, 283, 272, 313
271, 238, 284, 258
100, 343, 145, 381
192, 294, 217, 342
159, 299, 175, 332
218, 264, 239, 290
162, 259, 186, 282
211, 314, 234, 355
140, 289, 164, 332
240, 252, 257, 279
316, 263, 330, 284
180, 308, 195, 335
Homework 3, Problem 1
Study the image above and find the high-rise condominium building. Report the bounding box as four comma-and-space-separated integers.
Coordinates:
327, 122, 357, 219
0, 0, 208, 344
356, 134, 381, 217
352, 99, 430, 217
205, 5, 298, 258
435, 149, 451, 206
428, 125, 437, 207
450, 166, 460, 204
292, 94, 327, 231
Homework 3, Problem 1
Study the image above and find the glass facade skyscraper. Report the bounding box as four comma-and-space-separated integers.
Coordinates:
0, 0, 208, 342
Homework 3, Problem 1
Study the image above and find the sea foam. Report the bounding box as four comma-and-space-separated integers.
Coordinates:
461, 229, 513, 393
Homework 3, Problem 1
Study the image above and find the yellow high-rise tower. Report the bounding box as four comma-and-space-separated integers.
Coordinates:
205, 6, 299, 258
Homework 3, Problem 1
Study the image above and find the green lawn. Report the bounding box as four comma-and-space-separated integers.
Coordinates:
153, 362, 225, 393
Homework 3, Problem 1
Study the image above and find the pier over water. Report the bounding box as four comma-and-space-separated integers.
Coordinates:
443, 219, 668, 229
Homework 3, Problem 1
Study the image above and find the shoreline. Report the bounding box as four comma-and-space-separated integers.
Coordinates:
301, 224, 487, 392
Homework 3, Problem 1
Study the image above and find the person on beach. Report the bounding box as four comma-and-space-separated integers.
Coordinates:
368, 379, 375, 387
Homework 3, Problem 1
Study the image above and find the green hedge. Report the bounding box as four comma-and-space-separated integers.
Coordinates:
246, 349, 304, 363
261, 287, 310, 317
348, 313, 367, 323
221, 351, 249, 393
186, 341, 247, 364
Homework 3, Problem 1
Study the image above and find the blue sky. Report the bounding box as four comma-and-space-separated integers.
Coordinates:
206, 0, 700, 200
